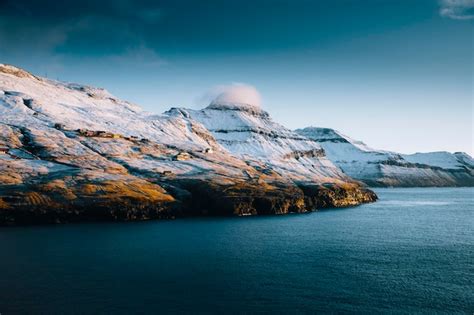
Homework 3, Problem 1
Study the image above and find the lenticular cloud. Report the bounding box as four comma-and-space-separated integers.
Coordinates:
209, 83, 262, 108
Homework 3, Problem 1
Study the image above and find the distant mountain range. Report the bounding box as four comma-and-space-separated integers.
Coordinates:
0, 64, 471, 224
296, 128, 473, 187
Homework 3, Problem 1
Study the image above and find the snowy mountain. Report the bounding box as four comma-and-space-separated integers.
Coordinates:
0, 64, 375, 225
165, 101, 349, 184
296, 127, 474, 187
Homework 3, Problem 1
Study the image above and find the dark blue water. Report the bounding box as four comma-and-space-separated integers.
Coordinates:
0, 188, 473, 314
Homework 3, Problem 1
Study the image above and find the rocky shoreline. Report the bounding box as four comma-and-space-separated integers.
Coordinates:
0, 175, 377, 225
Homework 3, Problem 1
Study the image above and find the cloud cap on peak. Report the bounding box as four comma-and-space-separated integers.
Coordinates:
208, 83, 262, 109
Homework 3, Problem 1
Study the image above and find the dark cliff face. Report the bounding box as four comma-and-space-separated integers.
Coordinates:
0, 176, 377, 226
298, 183, 378, 209
171, 180, 377, 216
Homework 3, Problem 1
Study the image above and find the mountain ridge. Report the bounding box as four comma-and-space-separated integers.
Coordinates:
296, 127, 473, 187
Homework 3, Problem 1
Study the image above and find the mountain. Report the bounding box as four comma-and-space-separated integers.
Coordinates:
0, 64, 376, 225
165, 101, 348, 184
295, 127, 474, 187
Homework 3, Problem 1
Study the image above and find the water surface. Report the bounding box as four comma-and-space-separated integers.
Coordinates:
0, 188, 473, 313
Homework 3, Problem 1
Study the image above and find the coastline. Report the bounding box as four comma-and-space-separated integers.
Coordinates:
0, 180, 377, 226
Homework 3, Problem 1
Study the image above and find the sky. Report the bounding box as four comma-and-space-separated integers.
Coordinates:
0, 0, 472, 155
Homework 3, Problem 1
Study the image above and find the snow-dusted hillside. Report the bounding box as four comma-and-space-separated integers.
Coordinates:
166, 102, 350, 183
296, 127, 474, 187
0, 64, 376, 224
0, 68, 220, 152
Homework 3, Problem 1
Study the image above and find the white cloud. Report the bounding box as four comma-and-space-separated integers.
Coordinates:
204, 83, 262, 108
439, 0, 474, 20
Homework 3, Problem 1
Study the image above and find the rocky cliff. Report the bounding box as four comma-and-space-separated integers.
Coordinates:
0, 64, 376, 225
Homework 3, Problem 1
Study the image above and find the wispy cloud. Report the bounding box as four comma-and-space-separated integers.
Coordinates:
439, 0, 474, 20
106, 45, 167, 68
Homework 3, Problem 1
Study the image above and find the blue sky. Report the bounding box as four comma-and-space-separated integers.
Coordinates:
0, 0, 472, 154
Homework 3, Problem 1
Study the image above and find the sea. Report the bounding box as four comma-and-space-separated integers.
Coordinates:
0, 188, 472, 313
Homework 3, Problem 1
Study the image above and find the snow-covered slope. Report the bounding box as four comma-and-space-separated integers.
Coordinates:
296, 127, 474, 187
0, 69, 220, 152
0, 64, 376, 224
166, 102, 350, 183
403, 151, 474, 170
